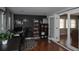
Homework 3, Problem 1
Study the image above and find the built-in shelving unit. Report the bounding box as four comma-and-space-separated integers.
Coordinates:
40, 24, 48, 39
33, 18, 48, 39
33, 19, 40, 37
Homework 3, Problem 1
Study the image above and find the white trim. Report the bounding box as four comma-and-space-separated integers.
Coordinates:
67, 45, 79, 51
66, 13, 71, 47
55, 7, 78, 15
50, 40, 72, 51
50, 39, 78, 51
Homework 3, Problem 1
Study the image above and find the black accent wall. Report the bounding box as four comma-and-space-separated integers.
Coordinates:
14, 14, 47, 37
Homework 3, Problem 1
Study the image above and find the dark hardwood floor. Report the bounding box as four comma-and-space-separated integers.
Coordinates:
24, 39, 68, 51
31, 39, 48, 51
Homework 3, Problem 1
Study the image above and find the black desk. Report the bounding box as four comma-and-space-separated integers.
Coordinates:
0, 37, 21, 51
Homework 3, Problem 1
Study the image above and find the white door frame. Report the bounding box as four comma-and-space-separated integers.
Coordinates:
48, 14, 60, 42
48, 16, 55, 41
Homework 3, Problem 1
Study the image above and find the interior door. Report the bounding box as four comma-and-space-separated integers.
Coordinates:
49, 15, 60, 41
49, 16, 55, 39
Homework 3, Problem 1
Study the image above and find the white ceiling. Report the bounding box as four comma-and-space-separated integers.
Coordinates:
8, 7, 69, 16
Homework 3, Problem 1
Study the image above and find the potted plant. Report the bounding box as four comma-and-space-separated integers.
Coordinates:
0, 33, 14, 45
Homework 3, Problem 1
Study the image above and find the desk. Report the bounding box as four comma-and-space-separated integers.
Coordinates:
0, 37, 21, 51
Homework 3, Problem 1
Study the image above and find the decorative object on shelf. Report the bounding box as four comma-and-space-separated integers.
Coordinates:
0, 33, 14, 45
40, 24, 48, 39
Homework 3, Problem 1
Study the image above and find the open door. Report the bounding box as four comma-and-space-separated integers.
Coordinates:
48, 16, 55, 39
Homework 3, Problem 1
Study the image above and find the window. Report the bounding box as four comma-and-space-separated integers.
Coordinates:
60, 19, 65, 28
70, 19, 76, 28
66, 19, 76, 28
66, 20, 68, 28
60, 19, 76, 29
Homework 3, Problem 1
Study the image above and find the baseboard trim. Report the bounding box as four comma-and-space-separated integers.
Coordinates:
50, 40, 72, 51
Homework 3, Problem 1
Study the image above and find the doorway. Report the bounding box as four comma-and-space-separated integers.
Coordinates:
70, 14, 79, 48
59, 14, 67, 46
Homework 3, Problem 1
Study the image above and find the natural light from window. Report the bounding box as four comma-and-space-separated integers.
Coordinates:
60, 19, 76, 28
70, 19, 76, 28
60, 19, 65, 28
